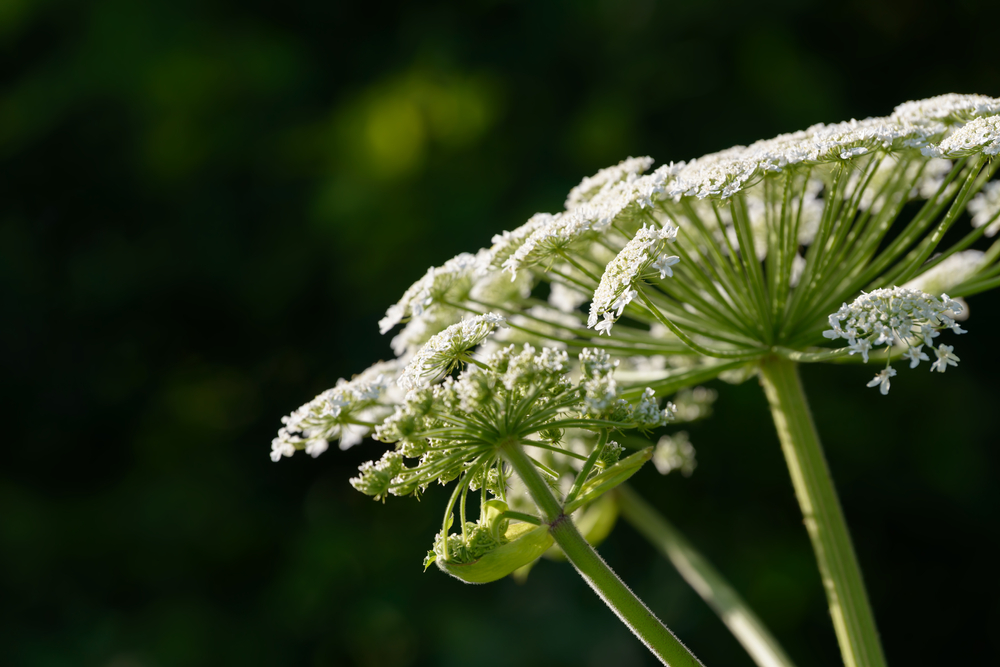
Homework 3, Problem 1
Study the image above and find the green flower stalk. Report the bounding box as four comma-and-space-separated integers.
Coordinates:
272, 93, 1000, 666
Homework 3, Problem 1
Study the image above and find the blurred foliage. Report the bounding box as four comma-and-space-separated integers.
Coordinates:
2, 0, 999, 665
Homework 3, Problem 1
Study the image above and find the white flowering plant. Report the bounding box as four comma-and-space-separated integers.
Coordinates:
271, 94, 1000, 667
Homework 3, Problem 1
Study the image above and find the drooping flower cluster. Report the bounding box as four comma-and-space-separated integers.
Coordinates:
588, 223, 679, 334
823, 287, 966, 393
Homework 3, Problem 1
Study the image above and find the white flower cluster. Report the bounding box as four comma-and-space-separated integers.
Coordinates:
661, 119, 926, 201
670, 387, 718, 423
923, 114, 1000, 158
397, 313, 506, 391
379, 251, 490, 334
591, 94, 999, 206
823, 287, 966, 394
488, 212, 556, 269
904, 250, 984, 299
968, 181, 1000, 237
349, 450, 403, 501
632, 387, 676, 430
271, 359, 401, 461
588, 223, 679, 334
565, 156, 654, 209
493, 343, 572, 395
579, 347, 620, 414
652, 431, 697, 477
576, 349, 670, 427
502, 186, 653, 278
890, 93, 1000, 127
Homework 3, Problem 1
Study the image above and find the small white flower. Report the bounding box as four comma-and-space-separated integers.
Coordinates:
866, 367, 896, 395
595, 312, 615, 336
612, 289, 638, 317
920, 324, 940, 348
930, 344, 960, 373
651, 255, 681, 279
849, 337, 872, 363
903, 345, 929, 369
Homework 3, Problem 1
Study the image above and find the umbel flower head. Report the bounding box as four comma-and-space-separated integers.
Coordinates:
823, 287, 965, 393
396, 312, 506, 391
272, 93, 1000, 580
374, 92, 1000, 395
351, 340, 673, 579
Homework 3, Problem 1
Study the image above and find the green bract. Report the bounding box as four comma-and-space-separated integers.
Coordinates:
427, 500, 555, 584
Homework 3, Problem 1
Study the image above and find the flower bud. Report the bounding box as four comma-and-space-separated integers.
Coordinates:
427, 500, 554, 584
436, 523, 554, 584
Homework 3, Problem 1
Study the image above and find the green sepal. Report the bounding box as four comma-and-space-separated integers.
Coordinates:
564, 447, 652, 514
436, 522, 554, 584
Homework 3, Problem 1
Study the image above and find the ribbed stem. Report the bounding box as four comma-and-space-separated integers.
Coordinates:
617, 485, 797, 667
758, 357, 886, 667
503, 441, 703, 667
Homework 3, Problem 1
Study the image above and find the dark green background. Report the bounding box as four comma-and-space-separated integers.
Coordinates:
3, 1, 999, 665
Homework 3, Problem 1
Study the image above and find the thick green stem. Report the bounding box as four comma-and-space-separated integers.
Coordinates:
758, 357, 886, 667
503, 441, 703, 667
617, 485, 797, 667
